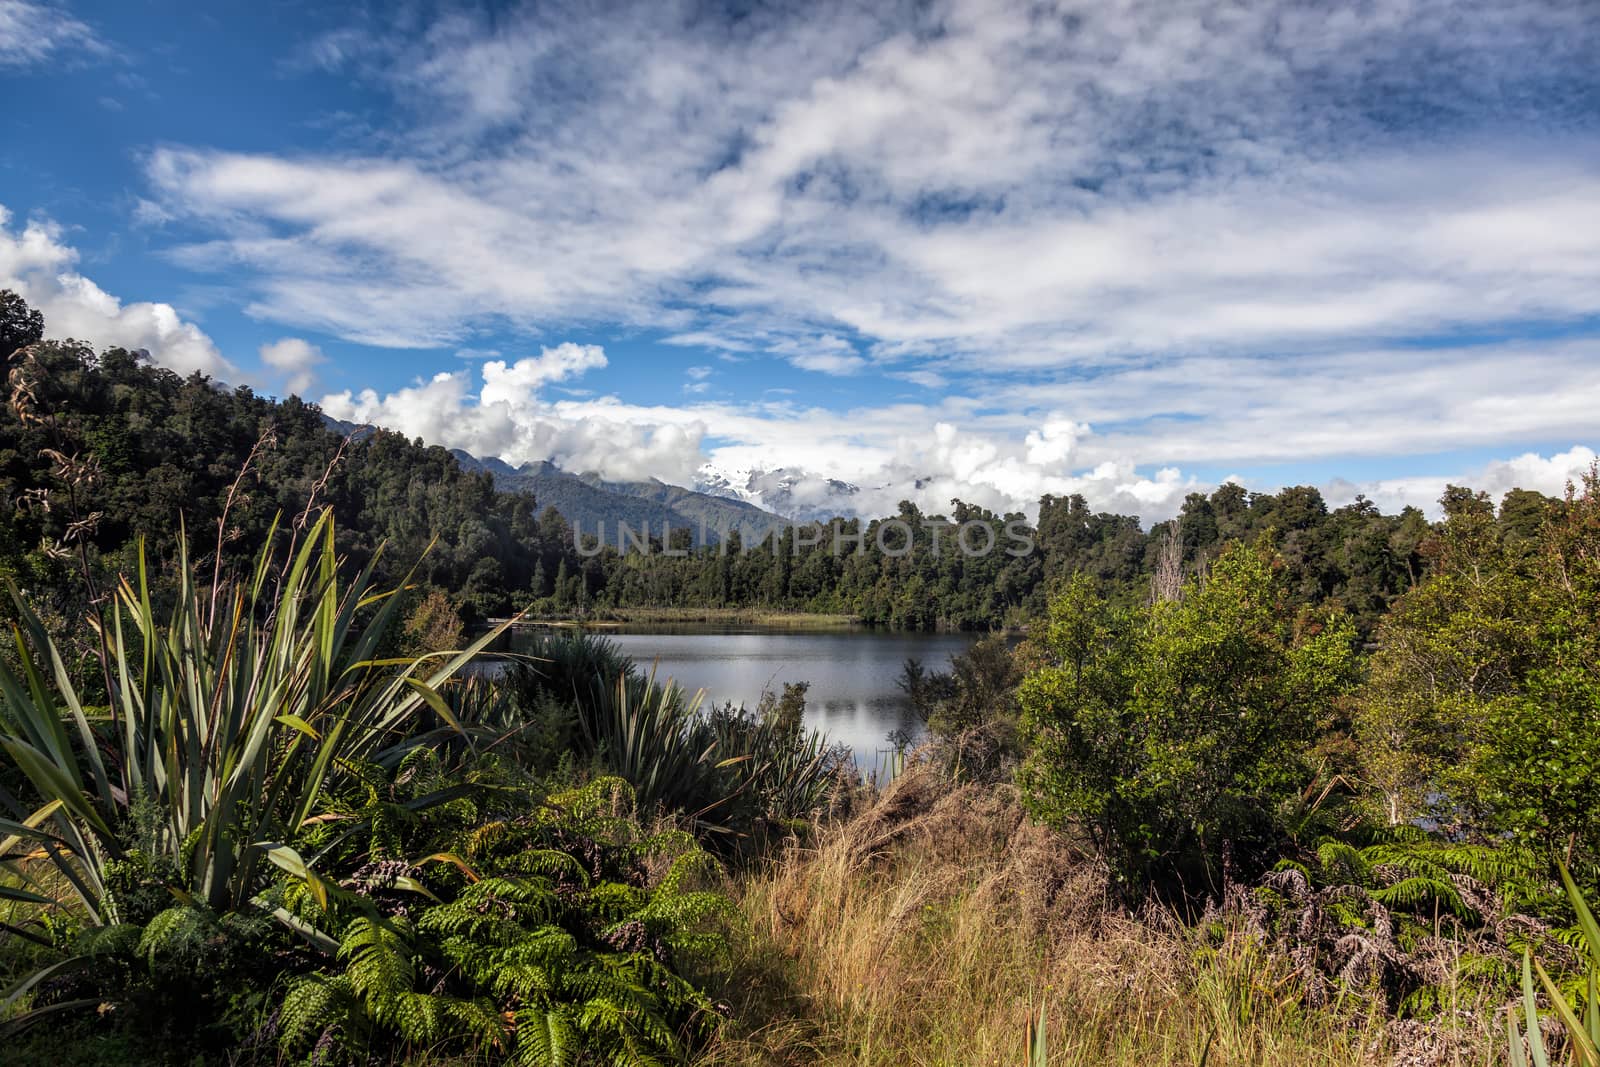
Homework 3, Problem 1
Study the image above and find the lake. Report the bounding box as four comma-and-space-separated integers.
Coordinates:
515, 625, 978, 771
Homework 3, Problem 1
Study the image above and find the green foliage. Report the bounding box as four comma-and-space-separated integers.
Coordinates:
1018, 540, 1360, 897
501, 633, 845, 854
900, 634, 1020, 745
1355, 469, 1600, 876
0, 290, 43, 362
0, 512, 499, 921
398, 587, 467, 658
1509, 865, 1600, 1067
1369, 876, 1471, 920
275, 777, 732, 1066
0, 290, 1475, 635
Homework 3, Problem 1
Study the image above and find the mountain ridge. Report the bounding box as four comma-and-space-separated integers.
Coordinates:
450, 453, 790, 545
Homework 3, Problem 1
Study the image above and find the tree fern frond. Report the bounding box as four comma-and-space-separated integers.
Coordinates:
135, 905, 208, 965
1372, 875, 1475, 920
278, 973, 353, 1054
514, 1006, 579, 1067
1316, 840, 1370, 885
338, 915, 415, 1004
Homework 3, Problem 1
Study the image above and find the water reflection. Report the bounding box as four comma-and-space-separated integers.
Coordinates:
513, 625, 977, 768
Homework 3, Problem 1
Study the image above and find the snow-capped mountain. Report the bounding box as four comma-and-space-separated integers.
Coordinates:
694, 464, 862, 522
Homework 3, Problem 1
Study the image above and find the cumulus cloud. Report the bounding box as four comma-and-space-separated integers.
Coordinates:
258, 337, 324, 395
0, 206, 234, 377
312, 339, 1595, 526
0, 0, 106, 68
317, 345, 705, 484
479, 343, 606, 403
1329, 446, 1600, 518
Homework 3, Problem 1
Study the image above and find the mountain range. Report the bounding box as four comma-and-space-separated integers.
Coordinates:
326, 414, 875, 538
692, 465, 863, 524
450, 453, 791, 545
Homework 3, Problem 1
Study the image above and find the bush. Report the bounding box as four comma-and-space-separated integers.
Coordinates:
495, 632, 846, 857
1018, 540, 1359, 899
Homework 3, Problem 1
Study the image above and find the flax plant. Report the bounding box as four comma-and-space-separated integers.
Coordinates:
0, 511, 502, 924
1509, 865, 1600, 1067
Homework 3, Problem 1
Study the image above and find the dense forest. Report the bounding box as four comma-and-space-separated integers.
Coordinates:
1, 292, 1540, 639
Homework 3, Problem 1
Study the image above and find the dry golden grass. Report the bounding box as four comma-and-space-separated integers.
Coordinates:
698, 762, 1496, 1067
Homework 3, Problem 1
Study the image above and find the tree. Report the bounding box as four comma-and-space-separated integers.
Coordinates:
1019, 540, 1358, 898
1353, 502, 1536, 828
398, 587, 467, 657
1, 289, 44, 362
1355, 471, 1600, 877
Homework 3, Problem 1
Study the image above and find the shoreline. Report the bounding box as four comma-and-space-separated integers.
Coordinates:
494, 607, 866, 630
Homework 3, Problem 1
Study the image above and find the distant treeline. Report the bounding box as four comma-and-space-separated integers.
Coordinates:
0, 290, 1559, 634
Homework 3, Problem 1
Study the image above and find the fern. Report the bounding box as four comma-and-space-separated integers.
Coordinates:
515, 1007, 579, 1067
270, 770, 729, 1065
1362, 838, 1544, 902
338, 915, 415, 1008
136, 905, 210, 965
278, 973, 354, 1054
1372, 875, 1474, 920
1316, 840, 1370, 885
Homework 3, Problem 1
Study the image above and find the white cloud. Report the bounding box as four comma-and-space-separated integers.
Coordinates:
788, 350, 867, 375
1024, 420, 1087, 468
0, 206, 235, 377
892, 370, 948, 390
0, 0, 106, 68
311, 338, 1596, 526
258, 337, 324, 395
479, 343, 607, 402
319, 362, 1198, 520
682, 365, 713, 395
317, 344, 704, 484
769, 333, 867, 375
1329, 446, 1600, 518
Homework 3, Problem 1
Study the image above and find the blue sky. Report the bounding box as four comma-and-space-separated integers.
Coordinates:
2, 0, 1597, 521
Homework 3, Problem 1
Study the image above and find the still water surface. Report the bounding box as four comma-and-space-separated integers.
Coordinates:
545, 626, 977, 769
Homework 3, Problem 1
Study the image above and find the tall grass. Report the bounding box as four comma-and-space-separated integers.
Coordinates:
701, 761, 1488, 1067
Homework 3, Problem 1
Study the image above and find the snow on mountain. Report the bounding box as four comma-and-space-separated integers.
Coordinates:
694, 464, 862, 522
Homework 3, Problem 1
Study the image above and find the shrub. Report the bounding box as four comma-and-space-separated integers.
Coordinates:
1018, 540, 1359, 898
0, 512, 502, 1048
499, 633, 846, 856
